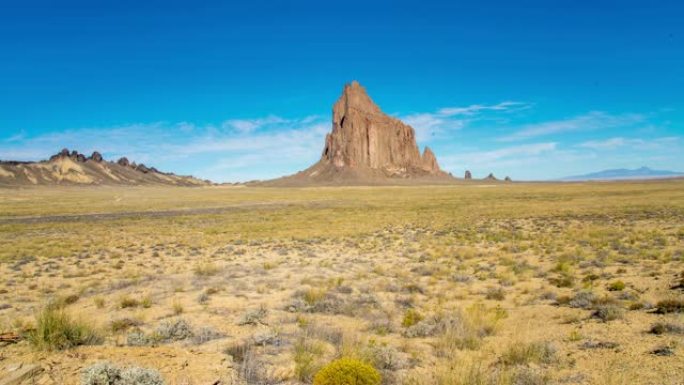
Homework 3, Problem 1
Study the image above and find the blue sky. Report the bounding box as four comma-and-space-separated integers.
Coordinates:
1, 0, 682, 182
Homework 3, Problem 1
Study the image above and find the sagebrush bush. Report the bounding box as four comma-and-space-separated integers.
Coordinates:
81, 361, 164, 385
313, 358, 381, 385
153, 318, 193, 342
593, 304, 624, 322
28, 306, 102, 351
237, 306, 268, 325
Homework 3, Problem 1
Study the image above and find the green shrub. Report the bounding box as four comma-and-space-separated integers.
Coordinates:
119, 296, 139, 309
401, 309, 424, 328
28, 306, 102, 351
313, 358, 381, 385
606, 280, 625, 291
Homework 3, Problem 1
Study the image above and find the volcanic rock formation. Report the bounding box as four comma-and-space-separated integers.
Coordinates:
0, 149, 210, 187
269, 81, 452, 185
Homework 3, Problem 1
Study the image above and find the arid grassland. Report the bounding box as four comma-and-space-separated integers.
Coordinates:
0, 181, 683, 385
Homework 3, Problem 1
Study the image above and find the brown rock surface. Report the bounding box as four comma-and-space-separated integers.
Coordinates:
90, 151, 103, 162
268, 81, 452, 185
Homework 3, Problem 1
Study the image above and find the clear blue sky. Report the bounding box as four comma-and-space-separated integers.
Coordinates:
1, 0, 682, 182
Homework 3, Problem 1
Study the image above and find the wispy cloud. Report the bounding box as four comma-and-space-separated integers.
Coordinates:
441, 142, 558, 168
221, 115, 287, 134
578, 136, 680, 150
3, 132, 26, 143
0, 116, 329, 182
437, 101, 530, 117
1, 102, 679, 182
400, 101, 529, 142
499, 111, 645, 142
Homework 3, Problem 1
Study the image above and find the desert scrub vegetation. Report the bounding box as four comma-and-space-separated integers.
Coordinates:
294, 337, 327, 383
1, 183, 683, 384
406, 357, 552, 385
401, 308, 424, 328
499, 341, 557, 366
27, 305, 102, 351
313, 357, 381, 385
654, 297, 684, 313
81, 361, 164, 385
433, 304, 507, 354
193, 261, 220, 277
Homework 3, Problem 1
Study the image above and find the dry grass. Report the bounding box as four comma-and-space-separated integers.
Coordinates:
0, 181, 682, 384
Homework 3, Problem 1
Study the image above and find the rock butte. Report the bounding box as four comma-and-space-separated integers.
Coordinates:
266, 81, 455, 185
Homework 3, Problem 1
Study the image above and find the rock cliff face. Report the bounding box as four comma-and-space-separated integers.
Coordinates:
270, 81, 451, 185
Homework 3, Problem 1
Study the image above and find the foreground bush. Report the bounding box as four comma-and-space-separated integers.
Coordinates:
28, 306, 102, 351
500, 341, 557, 366
313, 358, 381, 385
81, 361, 164, 385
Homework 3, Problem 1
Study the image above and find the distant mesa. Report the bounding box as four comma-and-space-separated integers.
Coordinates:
263, 81, 456, 185
464, 170, 472, 180
561, 166, 684, 181
0, 148, 210, 187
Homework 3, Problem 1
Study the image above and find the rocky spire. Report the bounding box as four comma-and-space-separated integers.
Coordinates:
421, 147, 440, 173
319, 81, 445, 176
90, 151, 103, 162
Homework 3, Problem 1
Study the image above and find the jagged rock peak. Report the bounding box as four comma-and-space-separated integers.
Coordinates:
49, 148, 86, 162
464, 170, 472, 180
90, 151, 103, 162
319, 81, 446, 176
485, 173, 497, 180
333, 80, 382, 117
504, 176, 512, 182
421, 147, 440, 173
117, 157, 130, 167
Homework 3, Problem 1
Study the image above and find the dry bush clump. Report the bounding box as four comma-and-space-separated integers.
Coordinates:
27, 305, 102, 351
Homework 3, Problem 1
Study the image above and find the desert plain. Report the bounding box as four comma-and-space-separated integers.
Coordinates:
0, 181, 683, 385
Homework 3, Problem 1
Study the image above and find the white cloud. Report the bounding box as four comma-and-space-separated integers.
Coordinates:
221, 115, 287, 134
3, 130, 26, 143
437, 101, 529, 117
0, 116, 329, 182
441, 142, 558, 167
400, 101, 529, 142
579, 136, 680, 150
499, 112, 645, 142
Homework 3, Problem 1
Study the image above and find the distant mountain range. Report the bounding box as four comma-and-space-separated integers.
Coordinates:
561, 167, 684, 181
0, 148, 211, 187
